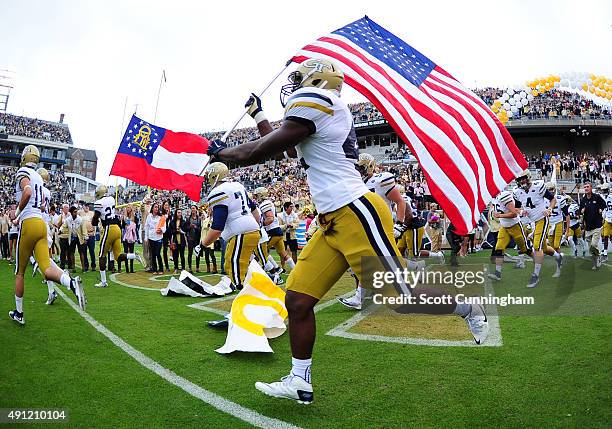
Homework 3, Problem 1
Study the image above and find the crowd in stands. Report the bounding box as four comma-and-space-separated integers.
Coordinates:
0, 113, 72, 143
527, 151, 612, 183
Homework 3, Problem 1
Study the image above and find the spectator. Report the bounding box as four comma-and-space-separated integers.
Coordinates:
168, 209, 187, 274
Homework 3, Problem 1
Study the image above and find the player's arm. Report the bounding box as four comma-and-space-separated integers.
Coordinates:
15, 177, 32, 217
201, 205, 225, 247
214, 120, 311, 165
387, 187, 406, 223
262, 209, 275, 226
495, 200, 521, 218
248, 198, 261, 225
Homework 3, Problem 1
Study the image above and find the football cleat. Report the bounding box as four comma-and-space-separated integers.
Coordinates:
255, 375, 314, 404
463, 303, 489, 345
338, 292, 362, 310
273, 273, 284, 285
552, 267, 561, 278
514, 259, 525, 269
487, 272, 501, 281
526, 274, 539, 288
9, 310, 25, 325
72, 277, 86, 310
46, 291, 58, 305
207, 318, 229, 329
94, 282, 108, 288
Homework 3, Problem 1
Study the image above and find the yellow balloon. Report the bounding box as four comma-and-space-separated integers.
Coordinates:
581, 83, 588, 91
607, 93, 612, 100
532, 89, 539, 96
590, 73, 596, 81
492, 105, 499, 113
607, 78, 612, 85
596, 90, 603, 97
589, 86, 596, 94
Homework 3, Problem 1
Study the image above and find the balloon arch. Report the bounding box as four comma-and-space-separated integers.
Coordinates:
490, 72, 612, 124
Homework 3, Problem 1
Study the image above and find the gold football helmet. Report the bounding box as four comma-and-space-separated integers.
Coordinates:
21, 145, 40, 168
356, 153, 376, 179
95, 185, 108, 199
546, 182, 556, 192
515, 169, 532, 190
37, 168, 50, 183
206, 162, 229, 186
280, 58, 344, 106
253, 186, 269, 200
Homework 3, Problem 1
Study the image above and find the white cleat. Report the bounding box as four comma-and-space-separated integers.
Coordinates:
73, 277, 86, 310
463, 303, 489, 345
94, 282, 108, 288
255, 375, 313, 404
46, 291, 58, 305
9, 310, 25, 325
526, 274, 539, 288
338, 292, 362, 310
487, 272, 501, 281
552, 268, 561, 278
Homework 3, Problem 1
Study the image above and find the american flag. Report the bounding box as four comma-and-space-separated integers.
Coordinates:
293, 16, 527, 234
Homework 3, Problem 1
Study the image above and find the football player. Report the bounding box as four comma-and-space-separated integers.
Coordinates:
487, 189, 532, 281
30, 167, 62, 305
196, 162, 261, 292
252, 186, 295, 274
338, 153, 409, 311
397, 185, 444, 263
545, 182, 570, 255
207, 58, 489, 403
513, 170, 563, 287
9, 145, 86, 325
92, 185, 143, 288
566, 201, 586, 258
601, 183, 611, 261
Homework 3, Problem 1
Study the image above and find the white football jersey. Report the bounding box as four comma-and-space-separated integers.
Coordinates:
366, 172, 396, 212
549, 194, 569, 225
403, 194, 426, 228
513, 180, 551, 222
605, 194, 612, 222
568, 203, 581, 227
15, 166, 44, 221
94, 196, 118, 226
258, 199, 280, 232
284, 86, 368, 213
492, 190, 520, 228
206, 181, 258, 241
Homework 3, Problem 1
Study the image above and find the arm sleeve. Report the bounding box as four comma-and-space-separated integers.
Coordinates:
211, 205, 229, 231
543, 190, 555, 201
247, 196, 257, 212
379, 173, 396, 195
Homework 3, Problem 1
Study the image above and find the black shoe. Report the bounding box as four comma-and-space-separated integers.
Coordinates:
207, 319, 229, 329
9, 310, 25, 325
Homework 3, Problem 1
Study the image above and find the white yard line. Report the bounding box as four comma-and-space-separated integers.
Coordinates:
54, 287, 301, 429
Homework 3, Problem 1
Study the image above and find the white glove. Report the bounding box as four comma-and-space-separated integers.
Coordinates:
245, 93, 266, 124
394, 222, 407, 239
194, 243, 202, 258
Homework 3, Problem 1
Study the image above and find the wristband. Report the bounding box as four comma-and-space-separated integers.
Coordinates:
253, 111, 267, 124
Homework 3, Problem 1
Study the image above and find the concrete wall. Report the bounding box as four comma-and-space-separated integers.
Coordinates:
514, 135, 606, 155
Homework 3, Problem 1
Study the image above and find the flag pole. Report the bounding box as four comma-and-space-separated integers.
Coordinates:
198, 58, 293, 177
154, 70, 166, 123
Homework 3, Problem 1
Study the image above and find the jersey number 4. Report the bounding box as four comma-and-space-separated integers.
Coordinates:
525, 197, 536, 209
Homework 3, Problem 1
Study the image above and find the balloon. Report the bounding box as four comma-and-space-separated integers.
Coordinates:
507, 88, 515, 96
492, 105, 499, 113
531, 90, 538, 97
587, 79, 593, 86
513, 93, 521, 100
589, 86, 596, 94
607, 93, 612, 100
503, 102, 511, 110
509, 98, 516, 105
501, 93, 509, 101
582, 83, 588, 91
510, 106, 518, 113
516, 101, 523, 108
522, 97, 529, 105
553, 81, 560, 88
520, 91, 527, 98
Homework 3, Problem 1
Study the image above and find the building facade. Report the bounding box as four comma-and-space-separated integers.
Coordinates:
65, 147, 98, 180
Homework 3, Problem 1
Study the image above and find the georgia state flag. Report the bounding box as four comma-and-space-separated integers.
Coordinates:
110, 114, 209, 200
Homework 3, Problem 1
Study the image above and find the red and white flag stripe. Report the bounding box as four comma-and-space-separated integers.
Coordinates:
294, 34, 526, 234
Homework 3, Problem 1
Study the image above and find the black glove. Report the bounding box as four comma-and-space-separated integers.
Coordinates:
393, 221, 408, 239
245, 93, 266, 123
207, 139, 227, 162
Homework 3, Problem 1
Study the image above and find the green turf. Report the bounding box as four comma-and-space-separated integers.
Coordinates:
0, 249, 610, 428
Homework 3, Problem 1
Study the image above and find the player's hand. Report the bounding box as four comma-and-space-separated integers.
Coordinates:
245, 93, 264, 120
543, 209, 551, 217
194, 243, 202, 258
493, 212, 501, 219
394, 222, 407, 239
207, 139, 227, 161
12, 218, 19, 226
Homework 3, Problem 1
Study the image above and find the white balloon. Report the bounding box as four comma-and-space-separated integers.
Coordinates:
561, 79, 569, 87
527, 94, 534, 101
522, 98, 529, 105
520, 91, 527, 98
501, 93, 509, 101
511, 106, 518, 113
587, 79, 593, 86
507, 88, 515, 96
554, 81, 560, 88
516, 101, 523, 108
514, 93, 521, 100
509, 98, 516, 105
503, 102, 511, 110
